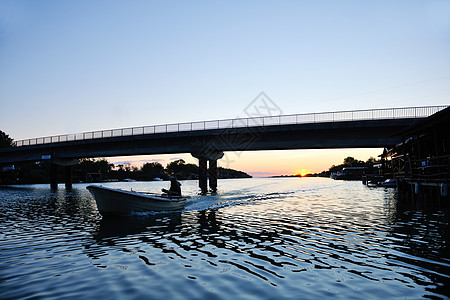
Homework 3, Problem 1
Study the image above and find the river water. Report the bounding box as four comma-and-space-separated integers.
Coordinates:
1, 178, 449, 299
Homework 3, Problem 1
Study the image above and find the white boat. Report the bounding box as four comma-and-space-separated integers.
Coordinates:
86, 185, 187, 216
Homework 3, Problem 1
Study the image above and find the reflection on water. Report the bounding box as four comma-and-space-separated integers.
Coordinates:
0, 178, 449, 299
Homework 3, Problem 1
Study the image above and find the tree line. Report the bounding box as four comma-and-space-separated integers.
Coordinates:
75, 158, 251, 182
307, 156, 380, 178
1, 130, 250, 184
328, 156, 378, 173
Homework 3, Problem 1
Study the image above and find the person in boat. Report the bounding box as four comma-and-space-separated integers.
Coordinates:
162, 175, 182, 197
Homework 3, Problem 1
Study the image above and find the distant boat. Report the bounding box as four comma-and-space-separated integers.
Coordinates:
330, 171, 341, 180
379, 178, 397, 188
86, 185, 187, 216
123, 178, 136, 182
153, 177, 163, 181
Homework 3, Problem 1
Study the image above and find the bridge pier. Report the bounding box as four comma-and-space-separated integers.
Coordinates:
65, 165, 72, 189
50, 164, 58, 189
198, 158, 208, 194
209, 159, 218, 193
48, 159, 78, 189
191, 149, 223, 195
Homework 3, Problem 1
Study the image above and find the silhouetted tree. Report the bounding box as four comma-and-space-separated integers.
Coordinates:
329, 156, 367, 173
166, 159, 186, 174
141, 162, 164, 174
97, 159, 114, 174
343, 156, 355, 164
366, 156, 378, 163
217, 167, 251, 178
343, 156, 364, 165
76, 158, 113, 174
0, 130, 14, 148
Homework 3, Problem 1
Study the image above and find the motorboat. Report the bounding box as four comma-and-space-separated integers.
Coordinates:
86, 185, 187, 216
379, 178, 397, 188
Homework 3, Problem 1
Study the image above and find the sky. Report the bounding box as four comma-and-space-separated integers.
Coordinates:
1, 0, 449, 176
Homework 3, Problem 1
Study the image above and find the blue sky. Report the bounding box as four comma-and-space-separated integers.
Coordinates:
1, 0, 449, 175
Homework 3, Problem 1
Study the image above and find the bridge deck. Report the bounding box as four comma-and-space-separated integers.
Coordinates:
0, 119, 434, 164
1, 106, 448, 164
13, 106, 446, 147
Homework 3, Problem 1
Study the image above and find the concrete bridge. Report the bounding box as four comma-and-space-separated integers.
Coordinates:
1, 106, 447, 192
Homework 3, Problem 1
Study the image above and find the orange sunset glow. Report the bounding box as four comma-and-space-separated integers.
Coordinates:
295, 169, 313, 177
107, 148, 384, 178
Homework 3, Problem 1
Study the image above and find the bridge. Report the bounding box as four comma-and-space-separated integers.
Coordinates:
1, 106, 447, 192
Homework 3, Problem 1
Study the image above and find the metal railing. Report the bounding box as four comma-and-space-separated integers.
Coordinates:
14, 105, 448, 147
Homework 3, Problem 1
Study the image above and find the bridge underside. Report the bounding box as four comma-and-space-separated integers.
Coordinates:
0, 118, 421, 190
0, 119, 420, 164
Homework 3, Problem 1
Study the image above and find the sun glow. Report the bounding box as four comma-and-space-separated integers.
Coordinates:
295, 169, 313, 177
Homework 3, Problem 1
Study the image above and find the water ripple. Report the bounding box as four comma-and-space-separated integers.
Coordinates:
1, 179, 449, 299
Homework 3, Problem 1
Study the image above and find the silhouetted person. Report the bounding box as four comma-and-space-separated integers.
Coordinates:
162, 176, 182, 197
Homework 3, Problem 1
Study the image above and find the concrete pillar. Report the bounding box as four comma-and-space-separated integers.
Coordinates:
191, 143, 224, 195
48, 158, 78, 189
209, 159, 218, 193
50, 164, 58, 189
199, 158, 208, 195
65, 165, 72, 189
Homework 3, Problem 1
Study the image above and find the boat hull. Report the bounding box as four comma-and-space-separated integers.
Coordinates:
87, 185, 186, 216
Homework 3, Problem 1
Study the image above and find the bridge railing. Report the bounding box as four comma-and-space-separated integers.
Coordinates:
14, 105, 448, 147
